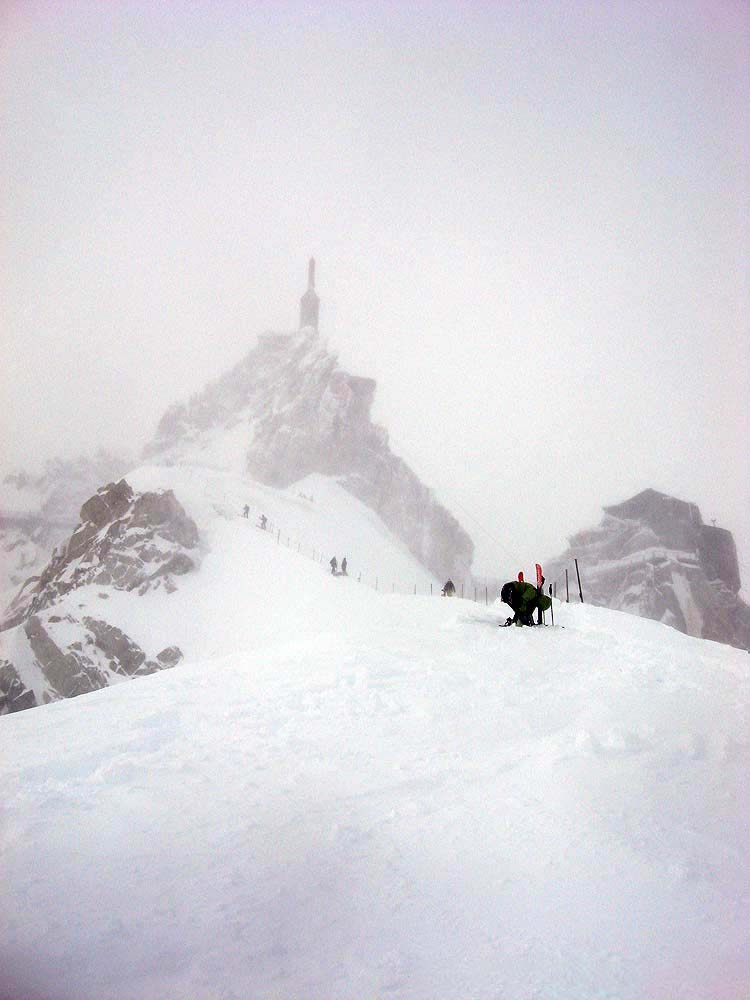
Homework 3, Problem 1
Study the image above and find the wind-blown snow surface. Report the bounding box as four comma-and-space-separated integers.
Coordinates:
2, 473, 749, 999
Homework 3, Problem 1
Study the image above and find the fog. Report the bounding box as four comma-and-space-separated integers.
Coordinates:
2, 1, 748, 579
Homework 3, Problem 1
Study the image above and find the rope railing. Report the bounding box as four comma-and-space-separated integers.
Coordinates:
235, 503, 503, 604
232, 498, 581, 610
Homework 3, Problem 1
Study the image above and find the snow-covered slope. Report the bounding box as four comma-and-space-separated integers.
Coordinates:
0, 465, 443, 712
2, 468, 749, 999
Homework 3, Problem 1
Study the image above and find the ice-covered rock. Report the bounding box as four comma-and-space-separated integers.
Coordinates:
143, 329, 473, 582
545, 488, 750, 650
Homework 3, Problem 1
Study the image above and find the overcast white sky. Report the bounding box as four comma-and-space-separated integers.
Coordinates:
2, 0, 748, 580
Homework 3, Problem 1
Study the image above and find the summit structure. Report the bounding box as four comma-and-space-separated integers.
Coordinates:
299, 257, 320, 331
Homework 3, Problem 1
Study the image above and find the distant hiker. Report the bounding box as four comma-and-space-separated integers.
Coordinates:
500, 580, 551, 627
242, 505, 249, 518
330, 556, 338, 575
341, 557, 348, 576
442, 579, 456, 597
259, 514, 267, 531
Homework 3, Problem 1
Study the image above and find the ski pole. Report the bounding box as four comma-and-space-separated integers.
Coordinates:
549, 584, 554, 626
574, 558, 584, 603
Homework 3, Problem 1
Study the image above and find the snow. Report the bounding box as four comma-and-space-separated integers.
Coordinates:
670, 567, 705, 636
2, 465, 750, 999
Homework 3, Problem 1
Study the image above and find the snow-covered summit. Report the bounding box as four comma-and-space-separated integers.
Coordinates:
142, 328, 473, 583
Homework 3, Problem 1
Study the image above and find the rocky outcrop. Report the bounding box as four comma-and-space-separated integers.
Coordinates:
2, 479, 199, 630
0, 612, 184, 715
144, 330, 473, 581
0, 478, 196, 714
0, 451, 130, 613
545, 489, 750, 651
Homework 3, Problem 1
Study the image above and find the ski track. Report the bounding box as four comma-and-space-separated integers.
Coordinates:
2, 468, 750, 999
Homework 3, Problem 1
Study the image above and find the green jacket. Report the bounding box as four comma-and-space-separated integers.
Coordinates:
509, 581, 551, 614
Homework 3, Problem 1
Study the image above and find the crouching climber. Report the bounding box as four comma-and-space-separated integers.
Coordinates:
500, 579, 551, 627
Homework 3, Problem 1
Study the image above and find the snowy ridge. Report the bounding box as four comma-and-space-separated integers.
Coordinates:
1, 465, 749, 998
0, 466, 445, 714
143, 328, 474, 583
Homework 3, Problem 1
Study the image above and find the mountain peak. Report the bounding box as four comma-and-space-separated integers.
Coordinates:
143, 330, 473, 582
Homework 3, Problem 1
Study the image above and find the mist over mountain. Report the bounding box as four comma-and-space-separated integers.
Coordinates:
142, 317, 474, 586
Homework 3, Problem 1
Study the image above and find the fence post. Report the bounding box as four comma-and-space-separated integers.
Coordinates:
461, 583, 464, 598
565, 569, 570, 603
485, 585, 488, 605
358, 572, 361, 583
430, 582, 433, 596
574, 558, 584, 603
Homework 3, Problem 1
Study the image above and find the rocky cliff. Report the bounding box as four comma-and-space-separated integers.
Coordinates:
545, 489, 749, 650
0, 479, 198, 713
143, 329, 473, 582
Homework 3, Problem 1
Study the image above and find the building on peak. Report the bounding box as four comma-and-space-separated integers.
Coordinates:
299, 257, 320, 332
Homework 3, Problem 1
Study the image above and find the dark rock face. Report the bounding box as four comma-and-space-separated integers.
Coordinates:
546, 489, 750, 651
0, 479, 195, 714
2, 480, 199, 630
0, 613, 184, 715
0, 662, 36, 713
144, 330, 473, 581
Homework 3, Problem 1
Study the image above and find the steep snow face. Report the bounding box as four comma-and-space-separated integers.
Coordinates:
1, 502, 749, 999
143, 329, 474, 582
545, 489, 750, 651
